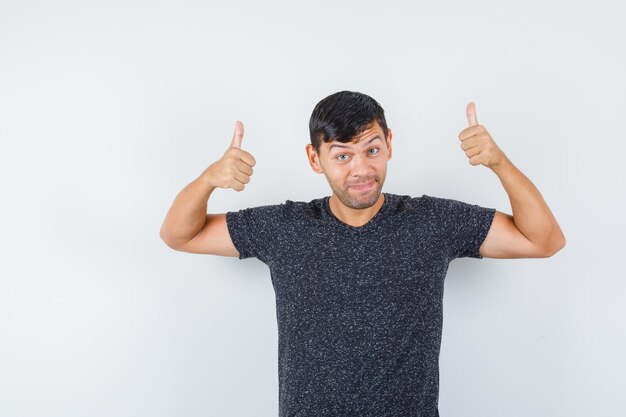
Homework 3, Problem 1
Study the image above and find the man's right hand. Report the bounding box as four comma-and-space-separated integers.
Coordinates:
202, 120, 257, 192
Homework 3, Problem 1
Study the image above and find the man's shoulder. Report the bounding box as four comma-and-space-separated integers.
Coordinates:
385, 192, 478, 222
283, 196, 327, 220
416, 193, 492, 211
386, 192, 431, 212
228, 195, 326, 220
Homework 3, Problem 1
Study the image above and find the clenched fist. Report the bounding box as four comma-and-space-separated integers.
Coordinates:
202, 121, 257, 192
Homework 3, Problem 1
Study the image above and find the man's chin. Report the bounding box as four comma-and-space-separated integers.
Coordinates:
343, 187, 381, 208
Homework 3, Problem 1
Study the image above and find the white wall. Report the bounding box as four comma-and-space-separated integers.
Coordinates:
1, 0, 623, 416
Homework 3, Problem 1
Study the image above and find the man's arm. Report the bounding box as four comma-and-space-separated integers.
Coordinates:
459, 102, 566, 259
159, 121, 256, 255
159, 177, 238, 256
479, 160, 566, 259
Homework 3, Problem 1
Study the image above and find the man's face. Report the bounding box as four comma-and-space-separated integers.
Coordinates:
306, 121, 393, 210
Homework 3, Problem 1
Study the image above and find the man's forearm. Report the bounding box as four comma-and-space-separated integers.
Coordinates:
491, 156, 566, 253
160, 173, 216, 247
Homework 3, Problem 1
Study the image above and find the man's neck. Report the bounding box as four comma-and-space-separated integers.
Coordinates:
328, 193, 385, 227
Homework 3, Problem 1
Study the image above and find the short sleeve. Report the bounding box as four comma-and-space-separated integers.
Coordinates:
426, 195, 496, 260
225, 202, 286, 263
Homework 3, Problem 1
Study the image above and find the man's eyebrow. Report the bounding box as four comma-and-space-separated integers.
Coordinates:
328, 136, 383, 151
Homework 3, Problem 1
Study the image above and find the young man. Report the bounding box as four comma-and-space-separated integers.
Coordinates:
160, 91, 566, 417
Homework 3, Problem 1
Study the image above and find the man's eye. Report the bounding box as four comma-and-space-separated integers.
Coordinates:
369, 148, 379, 155
337, 154, 348, 161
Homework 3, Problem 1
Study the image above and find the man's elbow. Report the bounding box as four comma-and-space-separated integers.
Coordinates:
543, 235, 566, 257
160, 227, 173, 247
160, 234, 176, 250
159, 228, 186, 251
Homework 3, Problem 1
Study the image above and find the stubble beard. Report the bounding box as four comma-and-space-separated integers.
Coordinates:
327, 173, 386, 210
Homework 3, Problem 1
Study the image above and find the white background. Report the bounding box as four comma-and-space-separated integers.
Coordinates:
1, 0, 624, 416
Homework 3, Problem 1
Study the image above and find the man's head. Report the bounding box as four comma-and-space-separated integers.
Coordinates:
305, 90, 393, 210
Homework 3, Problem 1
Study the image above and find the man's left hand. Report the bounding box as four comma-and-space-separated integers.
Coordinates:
457, 101, 508, 169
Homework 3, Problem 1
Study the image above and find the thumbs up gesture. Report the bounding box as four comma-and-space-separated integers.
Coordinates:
202, 121, 257, 192
457, 102, 507, 169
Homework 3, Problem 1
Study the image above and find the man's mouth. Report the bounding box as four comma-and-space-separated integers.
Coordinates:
350, 180, 375, 190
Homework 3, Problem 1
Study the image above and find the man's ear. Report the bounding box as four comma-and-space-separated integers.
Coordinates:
305, 143, 324, 174
386, 128, 393, 160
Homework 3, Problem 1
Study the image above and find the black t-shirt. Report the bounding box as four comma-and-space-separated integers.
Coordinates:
226, 192, 496, 417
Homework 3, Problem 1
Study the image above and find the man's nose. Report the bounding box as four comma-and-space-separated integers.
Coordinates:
350, 153, 373, 175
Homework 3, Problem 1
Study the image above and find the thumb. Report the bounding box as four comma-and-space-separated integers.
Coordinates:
230, 120, 244, 149
466, 102, 478, 127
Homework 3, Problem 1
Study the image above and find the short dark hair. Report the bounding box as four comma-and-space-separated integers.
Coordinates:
309, 90, 389, 154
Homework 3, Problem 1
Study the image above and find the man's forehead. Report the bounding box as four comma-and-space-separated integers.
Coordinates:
324, 123, 385, 150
